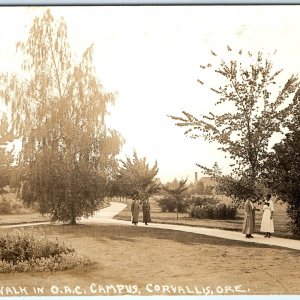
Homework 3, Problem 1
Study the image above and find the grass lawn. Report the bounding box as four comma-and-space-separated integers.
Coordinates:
0, 223, 299, 296
114, 197, 294, 239
0, 213, 49, 225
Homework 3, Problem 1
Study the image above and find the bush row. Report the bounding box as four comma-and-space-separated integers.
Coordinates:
157, 195, 220, 213
188, 203, 237, 220
157, 197, 187, 213
157, 196, 237, 220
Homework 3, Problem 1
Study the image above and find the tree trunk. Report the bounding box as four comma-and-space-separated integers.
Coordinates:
70, 216, 77, 225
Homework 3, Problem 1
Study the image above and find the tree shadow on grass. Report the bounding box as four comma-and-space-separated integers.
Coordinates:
43, 223, 297, 252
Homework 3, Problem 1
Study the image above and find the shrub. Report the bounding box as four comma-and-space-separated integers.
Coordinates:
157, 197, 189, 213
157, 197, 177, 212
0, 196, 16, 214
0, 228, 92, 273
188, 195, 220, 207
188, 201, 237, 220
177, 200, 189, 213
0, 195, 33, 215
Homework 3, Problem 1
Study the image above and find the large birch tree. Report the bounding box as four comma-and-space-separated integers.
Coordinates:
0, 115, 14, 197
0, 10, 123, 223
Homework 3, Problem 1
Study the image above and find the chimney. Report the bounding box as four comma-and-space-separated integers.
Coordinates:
195, 172, 198, 183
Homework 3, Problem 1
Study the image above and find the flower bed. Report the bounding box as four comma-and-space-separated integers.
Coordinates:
0, 227, 92, 273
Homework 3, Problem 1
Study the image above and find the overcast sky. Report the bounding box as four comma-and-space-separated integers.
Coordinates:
0, 6, 300, 183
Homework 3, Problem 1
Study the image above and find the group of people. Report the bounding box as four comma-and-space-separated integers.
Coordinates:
130, 192, 275, 237
130, 193, 151, 226
242, 193, 275, 238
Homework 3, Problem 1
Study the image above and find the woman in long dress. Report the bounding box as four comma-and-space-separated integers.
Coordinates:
260, 194, 274, 238
242, 198, 255, 238
131, 198, 140, 225
142, 199, 151, 225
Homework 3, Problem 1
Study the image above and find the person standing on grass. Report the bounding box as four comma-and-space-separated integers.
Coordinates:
242, 198, 256, 238
260, 193, 274, 238
131, 195, 140, 226
142, 199, 151, 225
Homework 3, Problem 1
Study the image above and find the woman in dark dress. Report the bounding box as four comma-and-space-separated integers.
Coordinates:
131, 198, 140, 225
142, 199, 151, 225
242, 198, 255, 238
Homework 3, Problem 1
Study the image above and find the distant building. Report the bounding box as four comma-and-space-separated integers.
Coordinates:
199, 176, 217, 188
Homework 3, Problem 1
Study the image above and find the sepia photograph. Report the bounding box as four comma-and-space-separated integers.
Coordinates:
0, 4, 300, 297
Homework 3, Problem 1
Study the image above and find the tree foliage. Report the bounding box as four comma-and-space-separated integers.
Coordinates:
0, 115, 14, 195
162, 178, 189, 219
170, 47, 299, 204
115, 152, 160, 201
264, 128, 300, 236
0, 10, 123, 223
262, 84, 300, 235
189, 180, 205, 195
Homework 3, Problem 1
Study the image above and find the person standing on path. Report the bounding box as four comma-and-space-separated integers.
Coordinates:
142, 199, 151, 225
260, 193, 274, 238
131, 197, 140, 225
242, 198, 256, 238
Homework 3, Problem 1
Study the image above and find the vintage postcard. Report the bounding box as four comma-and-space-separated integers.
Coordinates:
0, 4, 300, 298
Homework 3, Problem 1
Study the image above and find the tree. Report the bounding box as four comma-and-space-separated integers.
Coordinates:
164, 178, 179, 190
189, 180, 205, 195
170, 47, 299, 205
264, 91, 300, 235
115, 152, 160, 201
162, 178, 189, 220
199, 161, 264, 204
264, 132, 300, 236
0, 148, 13, 196
0, 10, 123, 224
0, 115, 14, 197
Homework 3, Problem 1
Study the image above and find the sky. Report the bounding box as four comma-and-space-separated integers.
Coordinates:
0, 5, 300, 183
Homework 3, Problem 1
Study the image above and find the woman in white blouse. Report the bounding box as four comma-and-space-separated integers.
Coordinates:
260, 193, 274, 238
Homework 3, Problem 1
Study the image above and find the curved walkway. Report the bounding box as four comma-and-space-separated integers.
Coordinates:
1, 202, 300, 251
80, 202, 300, 251
81, 202, 128, 222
